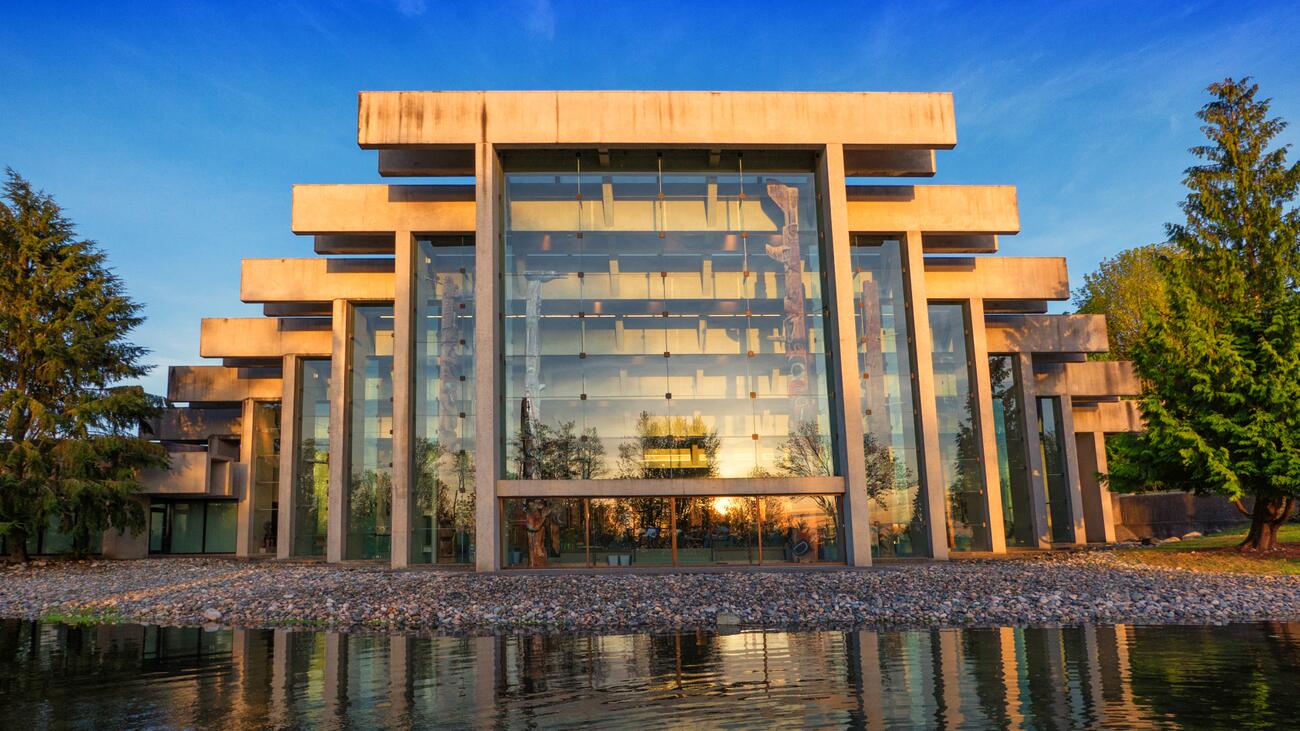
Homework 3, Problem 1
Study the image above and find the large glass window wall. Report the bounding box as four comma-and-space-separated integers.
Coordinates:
1037, 396, 1075, 543
501, 150, 835, 480
928, 303, 991, 552
502, 495, 843, 568
346, 305, 394, 560
413, 238, 476, 565
851, 236, 928, 558
293, 359, 330, 557
989, 355, 1035, 548
147, 500, 235, 554
250, 401, 280, 555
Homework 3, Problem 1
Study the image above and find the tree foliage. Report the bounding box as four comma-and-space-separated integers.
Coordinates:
1073, 244, 1172, 360
0, 169, 166, 560
1110, 79, 1300, 551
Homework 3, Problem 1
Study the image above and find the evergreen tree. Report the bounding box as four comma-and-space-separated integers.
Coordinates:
1113, 79, 1300, 551
0, 170, 166, 560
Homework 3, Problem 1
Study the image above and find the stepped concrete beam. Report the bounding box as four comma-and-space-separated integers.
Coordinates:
924, 257, 1069, 301
1072, 400, 1144, 434
291, 185, 474, 236
139, 451, 210, 495
263, 302, 333, 317
167, 366, 282, 404
146, 407, 242, 441
847, 185, 1019, 235
358, 91, 957, 148
1035, 361, 1141, 399
241, 258, 394, 304
200, 318, 332, 359
985, 314, 1109, 354
844, 148, 936, 177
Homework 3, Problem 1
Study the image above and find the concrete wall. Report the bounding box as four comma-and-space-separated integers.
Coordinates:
1112, 493, 1250, 540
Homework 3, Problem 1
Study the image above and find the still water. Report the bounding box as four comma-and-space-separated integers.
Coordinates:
1, 620, 1298, 729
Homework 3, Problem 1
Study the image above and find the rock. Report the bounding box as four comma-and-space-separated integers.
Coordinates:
202, 608, 223, 622
1183, 532, 1203, 540
1163, 536, 1181, 543
716, 612, 742, 626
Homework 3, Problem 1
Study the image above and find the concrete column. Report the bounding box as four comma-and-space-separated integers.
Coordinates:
236, 397, 256, 557
474, 142, 502, 572
1076, 430, 1117, 543
327, 299, 352, 563
391, 231, 416, 569
817, 144, 871, 566
967, 299, 1007, 553
903, 230, 949, 560
1015, 353, 1052, 549
277, 355, 299, 559
1057, 397, 1089, 545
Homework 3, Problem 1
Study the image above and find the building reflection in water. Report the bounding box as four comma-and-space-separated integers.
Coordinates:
2, 619, 1300, 728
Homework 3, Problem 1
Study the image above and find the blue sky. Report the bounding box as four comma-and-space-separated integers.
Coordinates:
2, 0, 1298, 395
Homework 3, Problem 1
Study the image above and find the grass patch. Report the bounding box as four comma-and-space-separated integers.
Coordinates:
1112, 524, 1300, 575
41, 606, 124, 626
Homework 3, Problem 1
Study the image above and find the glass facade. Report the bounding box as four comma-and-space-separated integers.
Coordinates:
1037, 396, 1075, 543
346, 305, 395, 560
989, 355, 1035, 547
413, 237, 476, 565
294, 359, 330, 557
147, 500, 236, 554
501, 495, 843, 568
501, 151, 834, 480
928, 303, 990, 552
250, 401, 280, 555
851, 236, 928, 558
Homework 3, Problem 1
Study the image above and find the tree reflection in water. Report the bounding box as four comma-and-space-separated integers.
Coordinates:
2, 619, 1300, 728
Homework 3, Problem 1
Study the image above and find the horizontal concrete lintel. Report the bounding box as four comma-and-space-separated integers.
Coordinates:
984, 300, 1050, 314
1035, 360, 1142, 398
379, 148, 476, 177
847, 185, 1019, 235
924, 257, 1069, 301
241, 258, 394, 303
167, 365, 282, 403
200, 317, 332, 358
985, 314, 1109, 354
146, 406, 241, 441
1072, 399, 1144, 433
923, 234, 997, 253
263, 302, 333, 317
359, 91, 957, 148
496, 476, 845, 497
315, 234, 395, 255
292, 184, 474, 235
844, 148, 936, 177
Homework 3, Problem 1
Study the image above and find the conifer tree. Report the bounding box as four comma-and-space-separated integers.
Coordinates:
0, 169, 167, 560
1112, 79, 1300, 551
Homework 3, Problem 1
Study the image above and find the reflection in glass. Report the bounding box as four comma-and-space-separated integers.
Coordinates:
250, 401, 280, 555
928, 303, 990, 552
503, 498, 585, 568
588, 497, 673, 566
413, 238, 476, 565
501, 151, 834, 479
675, 497, 757, 565
989, 355, 1035, 547
203, 502, 236, 553
169, 502, 204, 554
759, 495, 843, 563
1037, 396, 1074, 543
346, 305, 394, 560
851, 236, 928, 558
294, 359, 330, 557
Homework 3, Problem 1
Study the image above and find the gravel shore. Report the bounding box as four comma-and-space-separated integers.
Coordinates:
3, 551, 1297, 634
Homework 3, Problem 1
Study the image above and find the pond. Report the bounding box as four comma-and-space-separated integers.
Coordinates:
1, 620, 1298, 729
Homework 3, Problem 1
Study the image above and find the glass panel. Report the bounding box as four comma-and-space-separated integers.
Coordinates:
990, 355, 1036, 547
39, 515, 74, 555
1037, 397, 1075, 543
203, 502, 237, 553
169, 502, 204, 554
587, 497, 673, 566
251, 401, 281, 555
928, 303, 991, 552
413, 238, 476, 565
759, 496, 844, 564
502, 498, 586, 568
502, 151, 834, 480
346, 305, 394, 560
294, 359, 330, 557
149, 507, 165, 553
674, 496, 757, 565
851, 236, 928, 558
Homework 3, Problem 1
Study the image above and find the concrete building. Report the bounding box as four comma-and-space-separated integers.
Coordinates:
103, 90, 1142, 569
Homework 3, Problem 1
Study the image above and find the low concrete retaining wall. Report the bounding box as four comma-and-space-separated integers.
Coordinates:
1111, 492, 1250, 540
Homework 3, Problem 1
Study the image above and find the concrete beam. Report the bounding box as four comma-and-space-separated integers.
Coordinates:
359, 91, 957, 148
1035, 361, 1141, 398
167, 366, 282, 404
985, 314, 1109, 354
847, 186, 1019, 235
263, 302, 333, 318
923, 234, 998, 253
292, 185, 474, 236
924, 257, 1069, 302
378, 148, 475, 177
844, 148, 936, 177
495, 476, 845, 497
315, 234, 396, 255
200, 318, 332, 359
1072, 399, 1144, 433
146, 407, 241, 441
139, 451, 210, 495
241, 258, 395, 304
